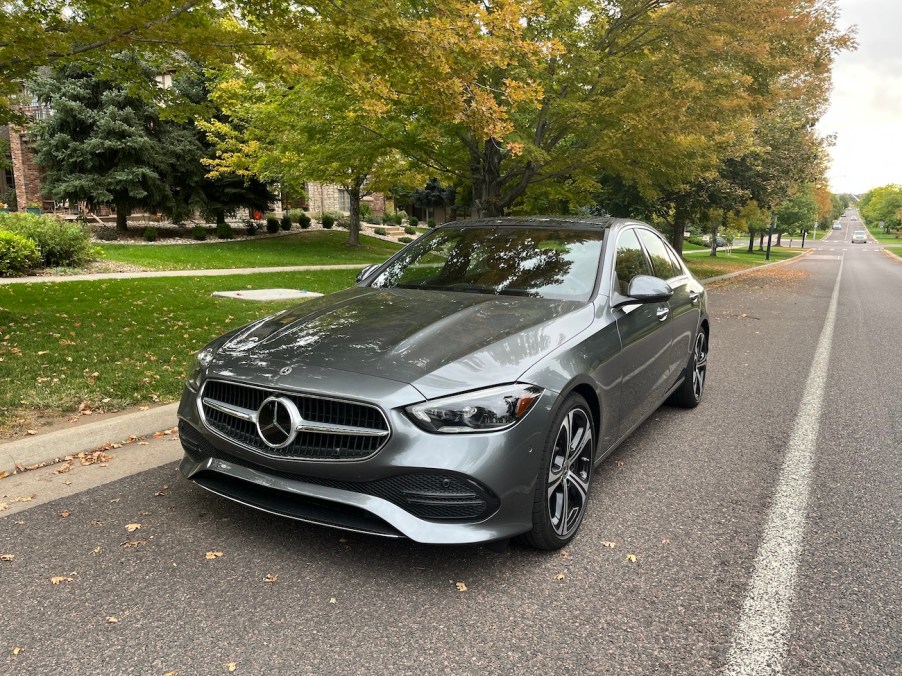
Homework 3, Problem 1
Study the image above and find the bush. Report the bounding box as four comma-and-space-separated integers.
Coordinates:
95, 228, 118, 241
0, 212, 96, 268
216, 222, 233, 239
320, 213, 335, 229
394, 212, 404, 225
192, 225, 208, 241
404, 226, 416, 235
265, 214, 280, 233
427, 218, 437, 228
359, 203, 372, 221
398, 236, 414, 244
373, 227, 387, 236
287, 209, 304, 224
0, 230, 40, 276
244, 220, 258, 236
143, 227, 158, 242
297, 213, 311, 229
336, 216, 350, 229
409, 216, 419, 227
281, 214, 293, 231
365, 214, 381, 225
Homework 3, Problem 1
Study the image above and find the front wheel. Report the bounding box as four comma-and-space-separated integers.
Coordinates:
522, 394, 595, 550
669, 328, 708, 408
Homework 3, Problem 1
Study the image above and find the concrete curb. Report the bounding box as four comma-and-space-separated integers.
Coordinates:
0, 403, 179, 476
701, 248, 814, 286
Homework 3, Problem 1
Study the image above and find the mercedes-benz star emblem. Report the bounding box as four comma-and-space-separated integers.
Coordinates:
279, 366, 293, 375
256, 396, 302, 448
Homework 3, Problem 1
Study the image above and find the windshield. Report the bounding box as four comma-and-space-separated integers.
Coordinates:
369, 226, 605, 301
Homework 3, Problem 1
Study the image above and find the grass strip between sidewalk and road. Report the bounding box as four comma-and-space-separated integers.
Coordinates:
98, 230, 402, 271
865, 223, 902, 246
0, 269, 358, 433
683, 247, 803, 279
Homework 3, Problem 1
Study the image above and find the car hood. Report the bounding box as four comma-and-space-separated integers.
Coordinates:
212, 287, 593, 399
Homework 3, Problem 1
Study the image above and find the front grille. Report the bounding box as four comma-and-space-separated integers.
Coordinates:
199, 379, 390, 461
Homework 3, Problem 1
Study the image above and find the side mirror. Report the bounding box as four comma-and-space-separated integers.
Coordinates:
612, 275, 673, 308
356, 264, 380, 284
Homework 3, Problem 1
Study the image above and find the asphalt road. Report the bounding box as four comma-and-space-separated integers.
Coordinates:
2, 213, 900, 675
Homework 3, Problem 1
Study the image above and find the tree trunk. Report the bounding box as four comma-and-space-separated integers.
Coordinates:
709, 221, 718, 257
471, 140, 503, 218
747, 231, 755, 253
758, 232, 765, 251
776, 232, 783, 246
115, 203, 129, 232
671, 200, 688, 256
346, 176, 365, 247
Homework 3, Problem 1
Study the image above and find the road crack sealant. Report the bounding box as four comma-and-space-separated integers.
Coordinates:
723, 257, 844, 675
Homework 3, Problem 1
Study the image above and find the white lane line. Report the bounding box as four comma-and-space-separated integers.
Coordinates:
723, 257, 844, 675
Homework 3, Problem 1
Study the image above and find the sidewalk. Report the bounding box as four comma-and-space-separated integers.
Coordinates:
0, 263, 369, 285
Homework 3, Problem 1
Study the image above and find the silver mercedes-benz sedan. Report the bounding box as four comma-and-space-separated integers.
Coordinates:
177, 217, 708, 549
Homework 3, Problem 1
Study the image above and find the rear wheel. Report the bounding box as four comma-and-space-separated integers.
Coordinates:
669, 328, 707, 408
523, 394, 594, 550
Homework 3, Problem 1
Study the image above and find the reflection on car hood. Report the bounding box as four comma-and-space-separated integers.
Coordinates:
214, 287, 593, 397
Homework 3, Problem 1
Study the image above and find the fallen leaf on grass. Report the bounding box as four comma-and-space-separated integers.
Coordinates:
125, 523, 141, 532
205, 551, 223, 560
455, 582, 468, 592
263, 574, 277, 583
626, 554, 637, 563
51, 576, 73, 584
1, 554, 14, 561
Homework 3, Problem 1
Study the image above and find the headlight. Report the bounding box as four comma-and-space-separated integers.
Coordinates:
406, 384, 543, 433
187, 347, 215, 389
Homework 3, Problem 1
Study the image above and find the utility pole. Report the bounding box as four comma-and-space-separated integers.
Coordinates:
766, 213, 776, 260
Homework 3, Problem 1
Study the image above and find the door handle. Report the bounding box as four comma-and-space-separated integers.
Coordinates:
689, 291, 700, 305
656, 305, 670, 321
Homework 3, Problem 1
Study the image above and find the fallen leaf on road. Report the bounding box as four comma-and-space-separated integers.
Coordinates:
14, 496, 33, 503
106, 616, 119, 624
12, 647, 23, 655
26, 429, 36, 435
560, 549, 571, 559
51, 576, 73, 584
205, 551, 223, 560
264, 574, 277, 583
163, 671, 178, 676
626, 554, 637, 563
155, 484, 170, 497
120, 540, 146, 548
0, 503, 7, 511
59, 510, 71, 518
125, 523, 141, 532
455, 582, 468, 592
92, 547, 102, 555
55, 462, 72, 474
0, 470, 8, 479
555, 573, 565, 581
329, 597, 336, 604
601, 541, 617, 548
226, 663, 237, 672
1, 554, 14, 561
661, 538, 671, 545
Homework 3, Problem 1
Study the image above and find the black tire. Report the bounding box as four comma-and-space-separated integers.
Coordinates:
669, 328, 708, 408
522, 393, 595, 550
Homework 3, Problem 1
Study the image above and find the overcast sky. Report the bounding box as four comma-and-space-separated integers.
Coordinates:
817, 0, 902, 194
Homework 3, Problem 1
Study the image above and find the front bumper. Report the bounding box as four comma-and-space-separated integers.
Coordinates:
177, 379, 556, 545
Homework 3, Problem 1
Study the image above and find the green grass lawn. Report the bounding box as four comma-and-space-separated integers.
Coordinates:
0, 270, 358, 432
98, 230, 402, 271
866, 223, 902, 245
684, 247, 803, 280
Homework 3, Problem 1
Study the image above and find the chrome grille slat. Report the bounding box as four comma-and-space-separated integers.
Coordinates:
199, 379, 390, 461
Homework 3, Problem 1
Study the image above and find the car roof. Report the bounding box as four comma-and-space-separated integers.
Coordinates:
437, 215, 631, 230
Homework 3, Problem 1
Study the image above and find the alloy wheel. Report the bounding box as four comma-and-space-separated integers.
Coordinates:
547, 407, 594, 539
692, 331, 708, 401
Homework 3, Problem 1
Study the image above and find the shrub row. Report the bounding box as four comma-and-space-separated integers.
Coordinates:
0, 213, 96, 273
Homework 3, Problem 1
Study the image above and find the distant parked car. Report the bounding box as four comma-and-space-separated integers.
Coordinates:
833, 223, 842, 230
852, 231, 867, 244
850, 215, 858, 220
